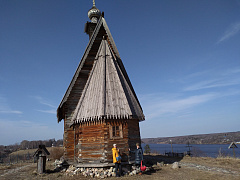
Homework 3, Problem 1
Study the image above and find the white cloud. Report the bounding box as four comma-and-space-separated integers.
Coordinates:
142, 68, 240, 123
140, 92, 217, 120
31, 96, 57, 114
184, 77, 240, 91
37, 109, 56, 114
0, 110, 22, 114
183, 68, 240, 91
140, 88, 239, 121
0, 95, 23, 114
31, 96, 56, 108
217, 22, 240, 44
223, 67, 240, 75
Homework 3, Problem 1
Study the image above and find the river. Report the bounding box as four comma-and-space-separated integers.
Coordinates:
142, 143, 240, 158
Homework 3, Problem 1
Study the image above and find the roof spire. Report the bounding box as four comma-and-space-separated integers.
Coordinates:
88, 0, 101, 23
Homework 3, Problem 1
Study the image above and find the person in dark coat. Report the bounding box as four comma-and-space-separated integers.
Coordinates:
135, 143, 143, 166
129, 143, 144, 175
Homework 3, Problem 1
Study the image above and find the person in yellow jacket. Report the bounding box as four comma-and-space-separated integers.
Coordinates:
112, 144, 122, 177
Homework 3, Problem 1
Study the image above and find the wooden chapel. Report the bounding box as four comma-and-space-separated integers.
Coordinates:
57, 1, 145, 164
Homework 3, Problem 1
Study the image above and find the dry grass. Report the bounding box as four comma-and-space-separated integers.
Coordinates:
10, 149, 37, 156
0, 164, 14, 170
10, 147, 63, 158
181, 156, 240, 172
1, 155, 240, 180
48, 147, 64, 160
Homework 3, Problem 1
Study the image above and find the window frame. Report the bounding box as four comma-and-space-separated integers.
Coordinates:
109, 124, 123, 139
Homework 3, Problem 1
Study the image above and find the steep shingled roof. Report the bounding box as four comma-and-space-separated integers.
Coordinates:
72, 39, 145, 123
57, 16, 144, 122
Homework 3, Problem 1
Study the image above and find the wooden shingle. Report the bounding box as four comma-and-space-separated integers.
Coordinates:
71, 39, 144, 124
57, 16, 144, 123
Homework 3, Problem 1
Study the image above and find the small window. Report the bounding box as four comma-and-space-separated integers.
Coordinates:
110, 124, 123, 139
112, 126, 116, 137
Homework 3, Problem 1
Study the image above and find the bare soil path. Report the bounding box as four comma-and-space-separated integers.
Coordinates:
1, 164, 34, 177
0, 163, 35, 180
180, 162, 240, 176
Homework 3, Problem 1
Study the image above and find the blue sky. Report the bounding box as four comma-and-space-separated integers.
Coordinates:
0, 0, 240, 145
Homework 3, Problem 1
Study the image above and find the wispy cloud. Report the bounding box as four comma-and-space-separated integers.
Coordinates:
217, 22, 240, 44
223, 67, 240, 75
184, 77, 240, 91
37, 109, 56, 114
31, 96, 56, 108
140, 92, 217, 120
0, 110, 22, 114
183, 68, 240, 91
140, 88, 239, 121
31, 96, 56, 114
0, 95, 23, 114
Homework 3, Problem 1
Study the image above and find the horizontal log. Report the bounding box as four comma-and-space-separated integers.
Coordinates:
79, 146, 105, 150
79, 154, 103, 158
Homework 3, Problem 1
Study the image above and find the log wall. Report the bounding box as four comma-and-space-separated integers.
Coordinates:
75, 121, 105, 163
128, 119, 141, 149
105, 120, 129, 162
63, 118, 75, 163
70, 119, 141, 163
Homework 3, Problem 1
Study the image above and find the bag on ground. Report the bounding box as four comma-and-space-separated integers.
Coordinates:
140, 160, 146, 171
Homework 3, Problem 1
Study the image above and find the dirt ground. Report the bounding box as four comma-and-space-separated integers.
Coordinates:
1, 156, 240, 180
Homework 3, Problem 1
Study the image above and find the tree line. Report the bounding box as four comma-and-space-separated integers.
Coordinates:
0, 138, 63, 159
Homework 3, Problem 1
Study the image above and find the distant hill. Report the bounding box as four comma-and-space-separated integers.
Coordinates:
142, 131, 240, 144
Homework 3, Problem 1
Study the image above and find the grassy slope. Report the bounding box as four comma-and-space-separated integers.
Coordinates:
9, 147, 64, 160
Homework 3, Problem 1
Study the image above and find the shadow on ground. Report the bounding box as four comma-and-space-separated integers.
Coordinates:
144, 154, 183, 165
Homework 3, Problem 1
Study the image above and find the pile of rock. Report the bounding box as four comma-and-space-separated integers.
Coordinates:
128, 165, 141, 176
64, 165, 150, 178
53, 158, 67, 172
65, 166, 115, 178
52, 157, 152, 178
172, 162, 180, 169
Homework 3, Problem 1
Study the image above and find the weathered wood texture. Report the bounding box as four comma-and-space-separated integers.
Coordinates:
37, 156, 46, 174
63, 119, 75, 162
106, 120, 129, 162
127, 119, 141, 161
62, 119, 141, 163
75, 122, 105, 163
57, 25, 106, 122
58, 14, 144, 165
72, 40, 144, 123
128, 119, 141, 148
57, 18, 144, 123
